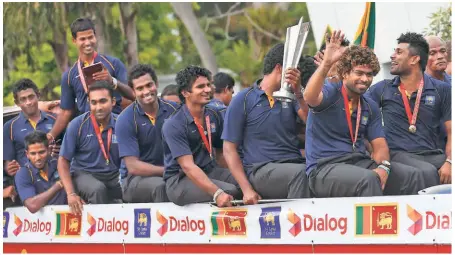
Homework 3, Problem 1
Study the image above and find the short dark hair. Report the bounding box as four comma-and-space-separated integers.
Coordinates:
13, 78, 40, 101
336, 45, 380, 79
24, 130, 49, 150
213, 72, 235, 93
70, 18, 96, 39
397, 32, 429, 72
319, 36, 350, 52
87, 81, 114, 98
263, 43, 285, 75
161, 84, 179, 97
128, 64, 158, 89
298, 55, 318, 89
175, 65, 212, 104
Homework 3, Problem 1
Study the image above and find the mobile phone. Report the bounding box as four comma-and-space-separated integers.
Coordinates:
82, 62, 104, 86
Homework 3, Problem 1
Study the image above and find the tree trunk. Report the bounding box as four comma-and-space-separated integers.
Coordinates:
171, 2, 218, 74
119, 2, 139, 68
48, 3, 69, 73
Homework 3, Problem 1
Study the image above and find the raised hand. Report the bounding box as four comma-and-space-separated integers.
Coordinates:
321, 30, 347, 67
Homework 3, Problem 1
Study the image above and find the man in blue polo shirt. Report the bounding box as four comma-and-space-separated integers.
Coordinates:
365, 32, 450, 185
47, 17, 134, 144
15, 131, 67, 213
207, 72, 235, 111
222, 43, 310, 205
304, 30, 428, 197
4, 79, 60, 183
162, 65, 240, 207
58, 81, 122, 215
116, 64, 179, 203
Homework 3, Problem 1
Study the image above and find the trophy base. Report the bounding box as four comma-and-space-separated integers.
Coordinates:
272, 90, 296, 103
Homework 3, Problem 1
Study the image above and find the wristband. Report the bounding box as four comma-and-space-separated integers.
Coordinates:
213, 189, 224, 202
446, 158, 452, 164
378, 165, 391, 175
68, 192, 77, 197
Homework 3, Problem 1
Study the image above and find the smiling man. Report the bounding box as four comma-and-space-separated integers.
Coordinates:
365, 32, 450, 185
162, 65, 241, 207
304, 30, 428, 197
15, 131, 67, 213
116, 64, 179, 203
47, 17, 134, 145
58, 81, 122, 215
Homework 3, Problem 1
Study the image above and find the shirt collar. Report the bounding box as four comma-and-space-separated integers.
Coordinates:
182, 104, 210, 124
135, 99, 168, 117
19, 110, 48, 124
253, 79, 266, 96
25, 159, 56, 178
390, 73, 435, 90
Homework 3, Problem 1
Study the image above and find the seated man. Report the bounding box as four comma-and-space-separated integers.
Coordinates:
366, 32, 450, 185
117, 64, 179, 203
15, 131, 67, 213
162, 65, 240, 207
222, 43, 310, 205
160, 84, 181, 104
304, 30, 428, 197
208, 72, 235, 110
58, 81, 122, 215
4, 79, 60, 180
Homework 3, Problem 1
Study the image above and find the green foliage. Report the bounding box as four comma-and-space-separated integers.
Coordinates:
424, 4, 452, 41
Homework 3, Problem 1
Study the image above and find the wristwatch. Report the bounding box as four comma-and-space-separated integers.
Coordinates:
379, 160, 391, 175
112, 77, 118, 89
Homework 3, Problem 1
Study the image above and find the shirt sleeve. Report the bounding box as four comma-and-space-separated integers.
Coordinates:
365, 100, 385, 142
115, 112, 140, 158
221, 91, 247, 145
311, 82, 339, 112
364, 81, 384, 107
59, 118, 79, 161
59, 71, 76, 110
14, 167, 37, 203
3, 121, 15, 161
162, 120, 192, 160
440, 83, 451, 123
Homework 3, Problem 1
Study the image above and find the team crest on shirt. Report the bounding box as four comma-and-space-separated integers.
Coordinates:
211, 123, 216, 133
425, 95, 435, 106
361, 116, 369, 125
45, 124, 53, 130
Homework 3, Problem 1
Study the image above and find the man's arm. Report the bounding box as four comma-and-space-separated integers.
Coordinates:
114, 81, 135, 101
369, 138, 390, 164
48, 109, 74, 141
177, 155, 221, 197
123, 156, 164, 177
23, 182, 63, 214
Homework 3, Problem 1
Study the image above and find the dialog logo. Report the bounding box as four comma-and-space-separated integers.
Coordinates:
355, 203, 398, 236
211, 209, 247, 237
288, 209, 347, 237
134, 208, 151, 238
407, 205, 451, 236
86, 213, 129, 236
287, 209, 301, 237
156, 211, 205, 236
259, 207, 281, 239
13, 215, 51, 236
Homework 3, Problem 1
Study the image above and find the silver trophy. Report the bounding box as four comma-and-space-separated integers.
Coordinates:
273, 18, 311, 102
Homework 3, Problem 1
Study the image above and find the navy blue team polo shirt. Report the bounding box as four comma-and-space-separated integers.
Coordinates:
59, 112, 120, 173
60, 54, 127, 114
162, 104, 224, 180
365, 73, 451, 152
116, 99, 179, 179
3, 111, 57, 166
15, 160, 67, 205
221, 80, 303, 172
305, 80, 385, 174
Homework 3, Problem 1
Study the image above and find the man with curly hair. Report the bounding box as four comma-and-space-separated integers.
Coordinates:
304, 30, 427, 197
222, 43, 310, 205
162, 65, 240, 207
366, 32, 451, 185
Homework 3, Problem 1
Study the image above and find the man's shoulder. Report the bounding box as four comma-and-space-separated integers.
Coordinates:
3, 114, 20, 128
68, 112, 90, 128
16, 165, 32, 182
99, 54, 124, 66
117, 103, 135, 120
426, 74, 451, 89
160, 99, 180, 112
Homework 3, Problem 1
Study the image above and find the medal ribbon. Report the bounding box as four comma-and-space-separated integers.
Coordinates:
194, 115, 212, 158
341, 85, 362, 150
398, 78, 424, 127
77, 52, 98, 93
90, 114, 112, 165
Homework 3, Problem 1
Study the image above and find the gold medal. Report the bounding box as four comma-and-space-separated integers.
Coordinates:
409, 125, 417, 133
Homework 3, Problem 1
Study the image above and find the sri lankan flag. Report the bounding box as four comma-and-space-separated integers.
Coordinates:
321, 24, 333, 45
55, 212, 82, 237
355, 203, 398, 236
211, 209, 247, 237
353, 2, 376, 49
